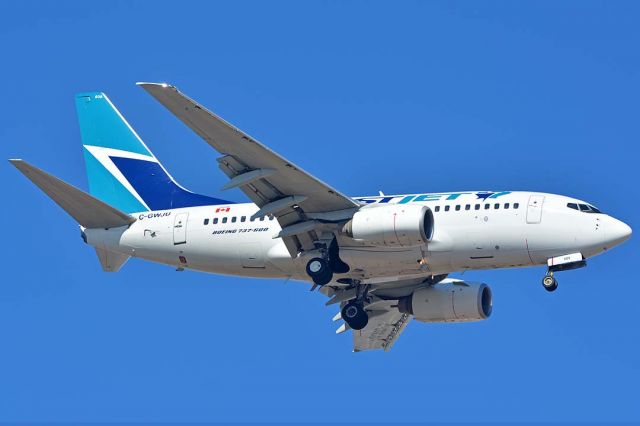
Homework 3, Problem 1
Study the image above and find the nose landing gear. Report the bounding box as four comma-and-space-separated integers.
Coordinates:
541, 253, 588, 292
542, 272, 558, 292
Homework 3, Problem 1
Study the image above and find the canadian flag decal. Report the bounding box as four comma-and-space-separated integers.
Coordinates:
215, 207, 231, 213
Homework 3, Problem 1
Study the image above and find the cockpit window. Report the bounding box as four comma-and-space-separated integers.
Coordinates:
567, 203, 602, 214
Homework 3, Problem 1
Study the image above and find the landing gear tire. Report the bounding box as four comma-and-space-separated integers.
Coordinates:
306, 257, 333, 286
341, 301, 369, 330
542, 274, 558, 292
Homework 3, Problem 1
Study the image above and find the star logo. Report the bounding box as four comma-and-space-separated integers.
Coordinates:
476, 192, 495, 201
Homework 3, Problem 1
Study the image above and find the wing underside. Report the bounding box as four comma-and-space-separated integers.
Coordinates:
323, 278, 425, 352
353, 300, 412, 352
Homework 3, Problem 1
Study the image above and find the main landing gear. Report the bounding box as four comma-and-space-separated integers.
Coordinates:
306, 257, 333, 286
341, 301, 368, 330
339, 282, 370, 330
542, 272, 558, 292
305, 239, 350, 287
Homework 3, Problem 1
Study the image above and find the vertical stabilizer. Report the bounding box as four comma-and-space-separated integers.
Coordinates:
76, 92, 231, 213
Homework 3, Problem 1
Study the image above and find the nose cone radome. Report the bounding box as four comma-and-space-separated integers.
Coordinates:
607, 217, 632, 248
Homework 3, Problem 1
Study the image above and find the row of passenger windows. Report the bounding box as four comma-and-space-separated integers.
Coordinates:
203, 215, 275, 225
434, 202, 519, 212
203, 204, 520, 223
567, 203, 602, 214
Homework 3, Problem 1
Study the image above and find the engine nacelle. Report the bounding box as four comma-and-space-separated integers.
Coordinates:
397, 281, 492, 323
343, 204, 434, 247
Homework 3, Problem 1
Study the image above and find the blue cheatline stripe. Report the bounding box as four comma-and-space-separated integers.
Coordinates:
82, 147, 149, 213
75, 92, 152, 157
110, 156, 234, 210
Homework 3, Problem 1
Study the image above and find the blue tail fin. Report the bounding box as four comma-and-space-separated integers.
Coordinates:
76, 92, 231, 213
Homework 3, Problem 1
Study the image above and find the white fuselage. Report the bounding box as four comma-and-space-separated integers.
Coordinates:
84, 191, 631, 286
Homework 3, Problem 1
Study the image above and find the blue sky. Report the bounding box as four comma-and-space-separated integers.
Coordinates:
1, 1, 639, 422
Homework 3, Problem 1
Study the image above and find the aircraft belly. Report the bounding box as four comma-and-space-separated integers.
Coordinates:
339, 246, 424, 278
427, 223, 532, 271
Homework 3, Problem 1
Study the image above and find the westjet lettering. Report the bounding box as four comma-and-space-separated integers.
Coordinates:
10, 83, 632, 352
356, 191, 512, 205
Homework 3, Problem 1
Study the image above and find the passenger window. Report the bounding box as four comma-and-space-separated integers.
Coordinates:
213, 218, 219, 224
222, 217, 228, 224
494, 203, 500, 209
455, 205, 461, 211
504, 203, 510, 209
269, 215, 275, 221
435, 206, 440, 212
475, 204, 480, 210
241, 216, 246, 222
514, 203, 519, 209
260, 216, 265, 221
465, 204, 471, 210
231, 216, 237, 223
203, 218, 209, 225
250, 216, 256, 222
444, 205, 450, 212
484, 204, 490, 210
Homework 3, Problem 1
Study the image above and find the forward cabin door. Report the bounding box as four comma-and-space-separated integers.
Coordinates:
526, 195, 545, 224
173, 212, 189, 244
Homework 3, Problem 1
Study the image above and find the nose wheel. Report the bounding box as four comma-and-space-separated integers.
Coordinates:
542, 272, 558, 292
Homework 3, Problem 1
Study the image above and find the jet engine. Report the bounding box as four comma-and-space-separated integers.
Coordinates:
397, 281, 492, 323
342, 204, 434, 247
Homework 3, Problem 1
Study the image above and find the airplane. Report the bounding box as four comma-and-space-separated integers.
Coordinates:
10, 83, 632, 352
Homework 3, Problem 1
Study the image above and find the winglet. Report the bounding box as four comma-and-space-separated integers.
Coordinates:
10, 159, 135, 229
136, 81, 173, 89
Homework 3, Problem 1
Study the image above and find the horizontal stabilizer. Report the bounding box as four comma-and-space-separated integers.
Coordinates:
10, 159, 135, 229
95, 247, 130, 272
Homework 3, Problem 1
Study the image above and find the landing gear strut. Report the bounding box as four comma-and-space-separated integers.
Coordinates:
340, 282, 370, 330
542, 272, 558, 292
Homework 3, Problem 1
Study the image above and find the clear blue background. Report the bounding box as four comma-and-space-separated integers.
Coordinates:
1, 1, 638, 422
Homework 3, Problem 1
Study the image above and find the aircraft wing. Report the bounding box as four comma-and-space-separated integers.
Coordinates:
138, 82, 360, 256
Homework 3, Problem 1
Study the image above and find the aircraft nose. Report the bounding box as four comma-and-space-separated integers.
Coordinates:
606, 216, 632, 247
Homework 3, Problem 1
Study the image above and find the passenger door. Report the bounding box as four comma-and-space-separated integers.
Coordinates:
526, 195, 545, 224
173, 212, 189, 245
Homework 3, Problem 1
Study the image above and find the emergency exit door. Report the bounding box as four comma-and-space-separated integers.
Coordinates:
526, 195, 545, 224
173, 213, 189, 244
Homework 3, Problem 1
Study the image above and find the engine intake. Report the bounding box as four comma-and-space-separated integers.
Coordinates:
343, 204, 434, 247
398, 281, 492, 323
